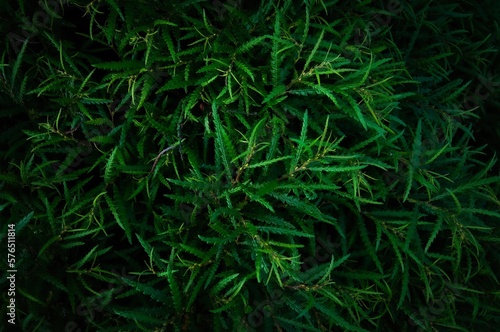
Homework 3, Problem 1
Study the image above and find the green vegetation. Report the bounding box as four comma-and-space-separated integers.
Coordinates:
1, 0, 499, 331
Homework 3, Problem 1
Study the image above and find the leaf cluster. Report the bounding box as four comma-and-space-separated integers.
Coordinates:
1, 0, 499, 331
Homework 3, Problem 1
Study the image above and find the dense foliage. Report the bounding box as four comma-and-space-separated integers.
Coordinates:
1, 0, 499, 331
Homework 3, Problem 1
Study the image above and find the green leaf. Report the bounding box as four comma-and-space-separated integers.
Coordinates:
262, 84, 287, 104
303, 29, 324, 73
357, 216, 383, 273
235, 35, 270, 54
166, 248, 182, 312
136, 234, 167, 271
105, 188, 132, 243
105, 146, 119, 183
113, 309, 165, 324
16, 211, 34, 233
92, 60, 144, 71
72, 245, 99, 269
398, 261, 410, 309
11, 38, 29, 88
306, 165, 368, 172
258, 226, 314, 238
234, 60, 255, 82
289, 110, 308, 174
212, 100, 233, 181
161, 29, 178, 62
247, 155, 292, 169
211, 272, 239, 296
154, 19, 177, 26
104, 0, 124, 20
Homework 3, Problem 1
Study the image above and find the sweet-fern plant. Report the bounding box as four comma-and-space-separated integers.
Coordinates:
1, 0, 499, 331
